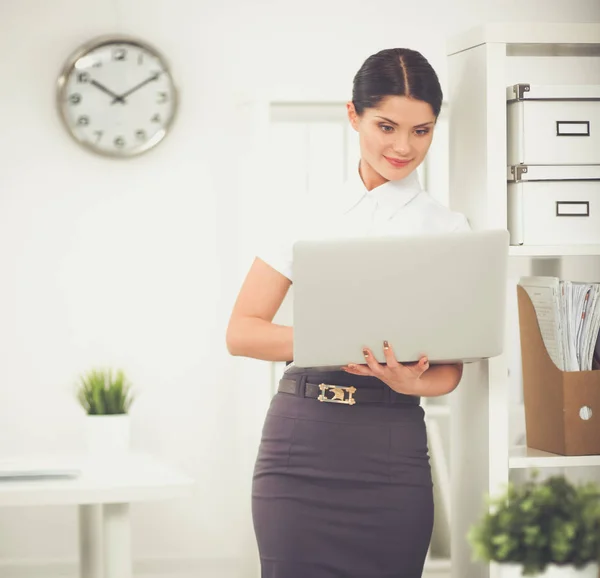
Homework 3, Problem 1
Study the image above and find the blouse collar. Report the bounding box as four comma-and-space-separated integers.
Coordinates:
342, 162, 423, 219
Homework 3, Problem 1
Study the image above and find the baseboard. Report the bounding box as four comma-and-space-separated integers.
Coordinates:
0, 559, 72, 578
0, 557, 254, 578
0, 556, 450, 578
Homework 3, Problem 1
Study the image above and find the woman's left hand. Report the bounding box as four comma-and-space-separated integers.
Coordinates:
341, 341, 429, 396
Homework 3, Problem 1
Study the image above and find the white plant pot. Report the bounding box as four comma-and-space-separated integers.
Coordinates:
500, 563, 599, 578
85, 414, 130, 456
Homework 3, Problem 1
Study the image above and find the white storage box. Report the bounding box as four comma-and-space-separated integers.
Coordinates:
507, 165, 600, 246
507, 84, 600, 166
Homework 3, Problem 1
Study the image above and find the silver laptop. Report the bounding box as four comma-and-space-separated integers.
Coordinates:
292, 229, 509, 369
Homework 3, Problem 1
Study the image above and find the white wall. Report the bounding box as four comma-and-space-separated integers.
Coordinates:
1, 1, 599, 576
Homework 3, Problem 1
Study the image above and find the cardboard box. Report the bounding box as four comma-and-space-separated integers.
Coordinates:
516, 285, 600, 456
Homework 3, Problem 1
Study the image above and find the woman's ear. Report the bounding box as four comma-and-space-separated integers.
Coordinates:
346, 101, 360, 131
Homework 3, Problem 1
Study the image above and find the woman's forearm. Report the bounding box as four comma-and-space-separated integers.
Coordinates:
409, 363, 463, 397
226, 317, 294, 362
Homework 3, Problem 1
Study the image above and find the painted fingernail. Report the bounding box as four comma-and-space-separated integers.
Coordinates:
423, 358, 429, 365
363, 349, 369, 357
383, 340, 389, 350
348, 364, 357, 369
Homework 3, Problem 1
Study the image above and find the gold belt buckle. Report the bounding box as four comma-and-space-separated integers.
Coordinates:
318, 383, 357, 405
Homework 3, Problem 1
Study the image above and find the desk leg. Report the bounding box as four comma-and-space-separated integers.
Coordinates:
103, 503, 132, 578
79, 504, 102, 578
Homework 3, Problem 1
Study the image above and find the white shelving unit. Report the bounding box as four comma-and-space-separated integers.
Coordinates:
446, 23, 600, 578
510, 245, 600, 257
509, 446, 600, 470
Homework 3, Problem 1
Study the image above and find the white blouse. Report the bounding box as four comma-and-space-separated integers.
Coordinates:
259, 165, 470, 282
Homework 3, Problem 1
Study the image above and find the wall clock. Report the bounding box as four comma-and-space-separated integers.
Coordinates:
57, 36, 178, 158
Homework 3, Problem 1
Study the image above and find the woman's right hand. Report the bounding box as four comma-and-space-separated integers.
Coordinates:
342, 340, 463, 397
341, 341, 430, 396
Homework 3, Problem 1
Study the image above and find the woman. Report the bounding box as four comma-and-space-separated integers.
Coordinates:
227, 47, 470, 578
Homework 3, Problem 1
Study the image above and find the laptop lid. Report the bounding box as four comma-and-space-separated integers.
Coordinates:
292, 229, 509, 368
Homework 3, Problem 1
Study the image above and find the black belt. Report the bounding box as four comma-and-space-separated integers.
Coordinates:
278, 378, 420, 406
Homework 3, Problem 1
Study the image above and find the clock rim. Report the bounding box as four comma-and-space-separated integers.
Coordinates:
56, 34, 179, 159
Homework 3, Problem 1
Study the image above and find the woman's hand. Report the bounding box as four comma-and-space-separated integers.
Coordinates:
341, 341, 428, 395
341, 341, 463, 397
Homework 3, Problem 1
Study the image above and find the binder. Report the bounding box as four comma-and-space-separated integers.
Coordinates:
517, 285, 600, 456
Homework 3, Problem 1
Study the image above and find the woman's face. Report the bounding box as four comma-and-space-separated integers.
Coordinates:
347, 95, 436, 188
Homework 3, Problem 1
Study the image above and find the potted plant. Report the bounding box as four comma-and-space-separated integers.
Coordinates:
468, 473, 600, 577
76, 368, 135, 455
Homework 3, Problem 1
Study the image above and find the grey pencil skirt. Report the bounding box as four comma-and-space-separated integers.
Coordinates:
251, 365, 434, 578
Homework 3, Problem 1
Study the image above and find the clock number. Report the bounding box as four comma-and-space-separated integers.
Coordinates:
92, 60, 102, 68
77, 72, 90, 83
77, 115, 90, 126
114, 136, 126, 148
137, 52, 144, 65
94, 130, 103, 143
157, 92, 168, 104
151, 113, 161, 123
136, 129, 147, 141
113, 48, 127, 61
69, 93, 82, 105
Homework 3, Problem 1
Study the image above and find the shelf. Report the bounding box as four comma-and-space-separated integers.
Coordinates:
447, 23, 600, 55
509, 245, 600, 257
509, 446, 600, 469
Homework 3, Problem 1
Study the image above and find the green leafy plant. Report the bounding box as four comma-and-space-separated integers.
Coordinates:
468, 473, 600, 576
76, 368, 134, 415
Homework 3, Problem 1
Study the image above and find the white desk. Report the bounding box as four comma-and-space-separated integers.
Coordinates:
0, 452, 194, 578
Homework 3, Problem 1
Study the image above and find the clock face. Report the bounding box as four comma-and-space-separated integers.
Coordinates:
57, 36, 178, 158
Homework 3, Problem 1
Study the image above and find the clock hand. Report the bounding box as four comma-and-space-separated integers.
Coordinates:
89, 79, 126, 104
112, 72, 161, 104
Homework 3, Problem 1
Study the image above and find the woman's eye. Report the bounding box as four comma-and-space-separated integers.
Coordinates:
415, 129, 430, 136
379, 124, 394, 133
